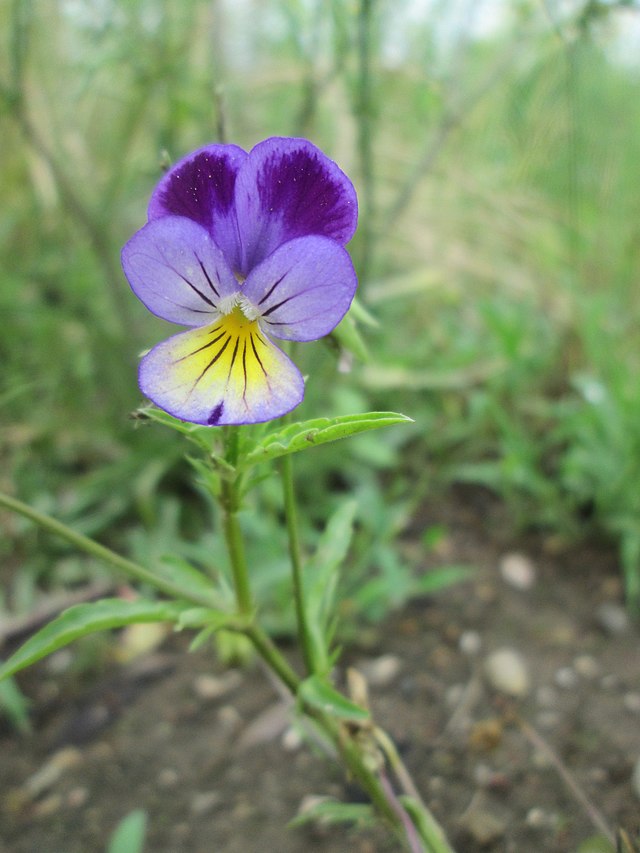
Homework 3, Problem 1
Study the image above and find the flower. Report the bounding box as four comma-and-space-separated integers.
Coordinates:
121, 137, 358, 426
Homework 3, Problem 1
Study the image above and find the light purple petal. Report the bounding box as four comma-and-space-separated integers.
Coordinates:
241, 236, 357, 342
138, 320, 305, 425
148, 144, 247, 273
234, 137, 358, 273
122, 217, 239, 326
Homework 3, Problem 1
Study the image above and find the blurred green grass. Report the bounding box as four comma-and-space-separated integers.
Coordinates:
2, 0, 640, 618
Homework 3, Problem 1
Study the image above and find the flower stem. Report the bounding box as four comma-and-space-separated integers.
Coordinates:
214, 429, 455, 852
243, 623, 300, 694
376, 728, 454, 853
0, 491, 216, 608
220, 478, 252, 617
281, 451, 315, 673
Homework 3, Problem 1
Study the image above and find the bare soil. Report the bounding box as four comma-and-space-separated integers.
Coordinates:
1, 488, 639, 852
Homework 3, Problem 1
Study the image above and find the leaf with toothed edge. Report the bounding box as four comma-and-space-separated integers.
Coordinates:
0, 599, 186, 681
243, 412, 413, 468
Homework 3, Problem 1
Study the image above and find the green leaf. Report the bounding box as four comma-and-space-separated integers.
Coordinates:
348, 296, 379, 328
305, 501, 357, 673
289, 798, 375, 828
156, 555, 218, 603
411, 565, 475, 596
0, 599, 185, 681
133, 406, 213, 442
575, 835, 616, 853
244, 412, 413, 467
298, 675, 370, 722
330, 312, 369, 362
175, 607, 236, 630
106, 809, 148, 853
134, 408, 233, 473
0, 676, 31, 734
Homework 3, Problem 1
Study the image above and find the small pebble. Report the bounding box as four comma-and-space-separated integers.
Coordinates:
157, 768, 179, 788
67, 787, 89, 808
298, 794, 330, 816
459, 630, 482, 656
554, 666, 579, 690
469, 718, 503, 751
459, 797, 507, 845
190, 791, 222, 816
499, 552, 536, 590
32, 794, 63, 819
484, 648, 531, 697
193, 671, 241, 701
525, 807, 556, 829
587, 766, 608, 784
473, 763, 494, 787
596, 602, 628, 635
217, 705, 242, 733
573, 655, 600, 679
281, 726, 303, 751
357, 654, 402, 687
624, 693, 640, 714
547, 620, 577, 646
25, 747, 82, 798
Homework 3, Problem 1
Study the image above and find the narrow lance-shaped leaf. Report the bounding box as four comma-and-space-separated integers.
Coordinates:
298, 675, 370, 722
0, 676, 31, 734
305, 501, 357, 673
244, 412, 413, 468
0, 599, 185, 681
330, 312, 370, 362
156, 555, 222, 603
106, 809, 148, 853
289, 800, 375, 829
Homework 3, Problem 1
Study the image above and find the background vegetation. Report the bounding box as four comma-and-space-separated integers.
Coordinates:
2, 0, 640, 638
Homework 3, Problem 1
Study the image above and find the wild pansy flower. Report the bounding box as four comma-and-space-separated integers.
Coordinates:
121, 137, 358, 426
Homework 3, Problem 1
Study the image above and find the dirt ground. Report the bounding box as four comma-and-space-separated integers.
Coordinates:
1, 487, 639, 853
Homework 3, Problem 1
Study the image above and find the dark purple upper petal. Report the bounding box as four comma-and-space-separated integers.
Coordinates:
234, 137, 358, 274
148, 144, 247, 274
241, 235, 357, 342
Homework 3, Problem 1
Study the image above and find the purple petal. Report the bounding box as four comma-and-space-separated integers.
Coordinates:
235, 137, 358, 273
241, 236, 357, 342
122, 217, 239, 326
138, 319, 304, 425
148, 144, 247, 273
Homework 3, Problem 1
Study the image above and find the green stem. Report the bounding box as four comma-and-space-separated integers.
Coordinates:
331, 721, 406, 833
214, 430, 454, 852
0, 492, 216, 608
219, 428, 251, 617
235, 623, 417, 847
221, 493, 253, 617
281, 452, 315, 673
244, 623, 300, 694
375, 728, 453, 853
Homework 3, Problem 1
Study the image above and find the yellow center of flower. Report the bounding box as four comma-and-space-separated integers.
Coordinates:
140, 299, 302, 426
